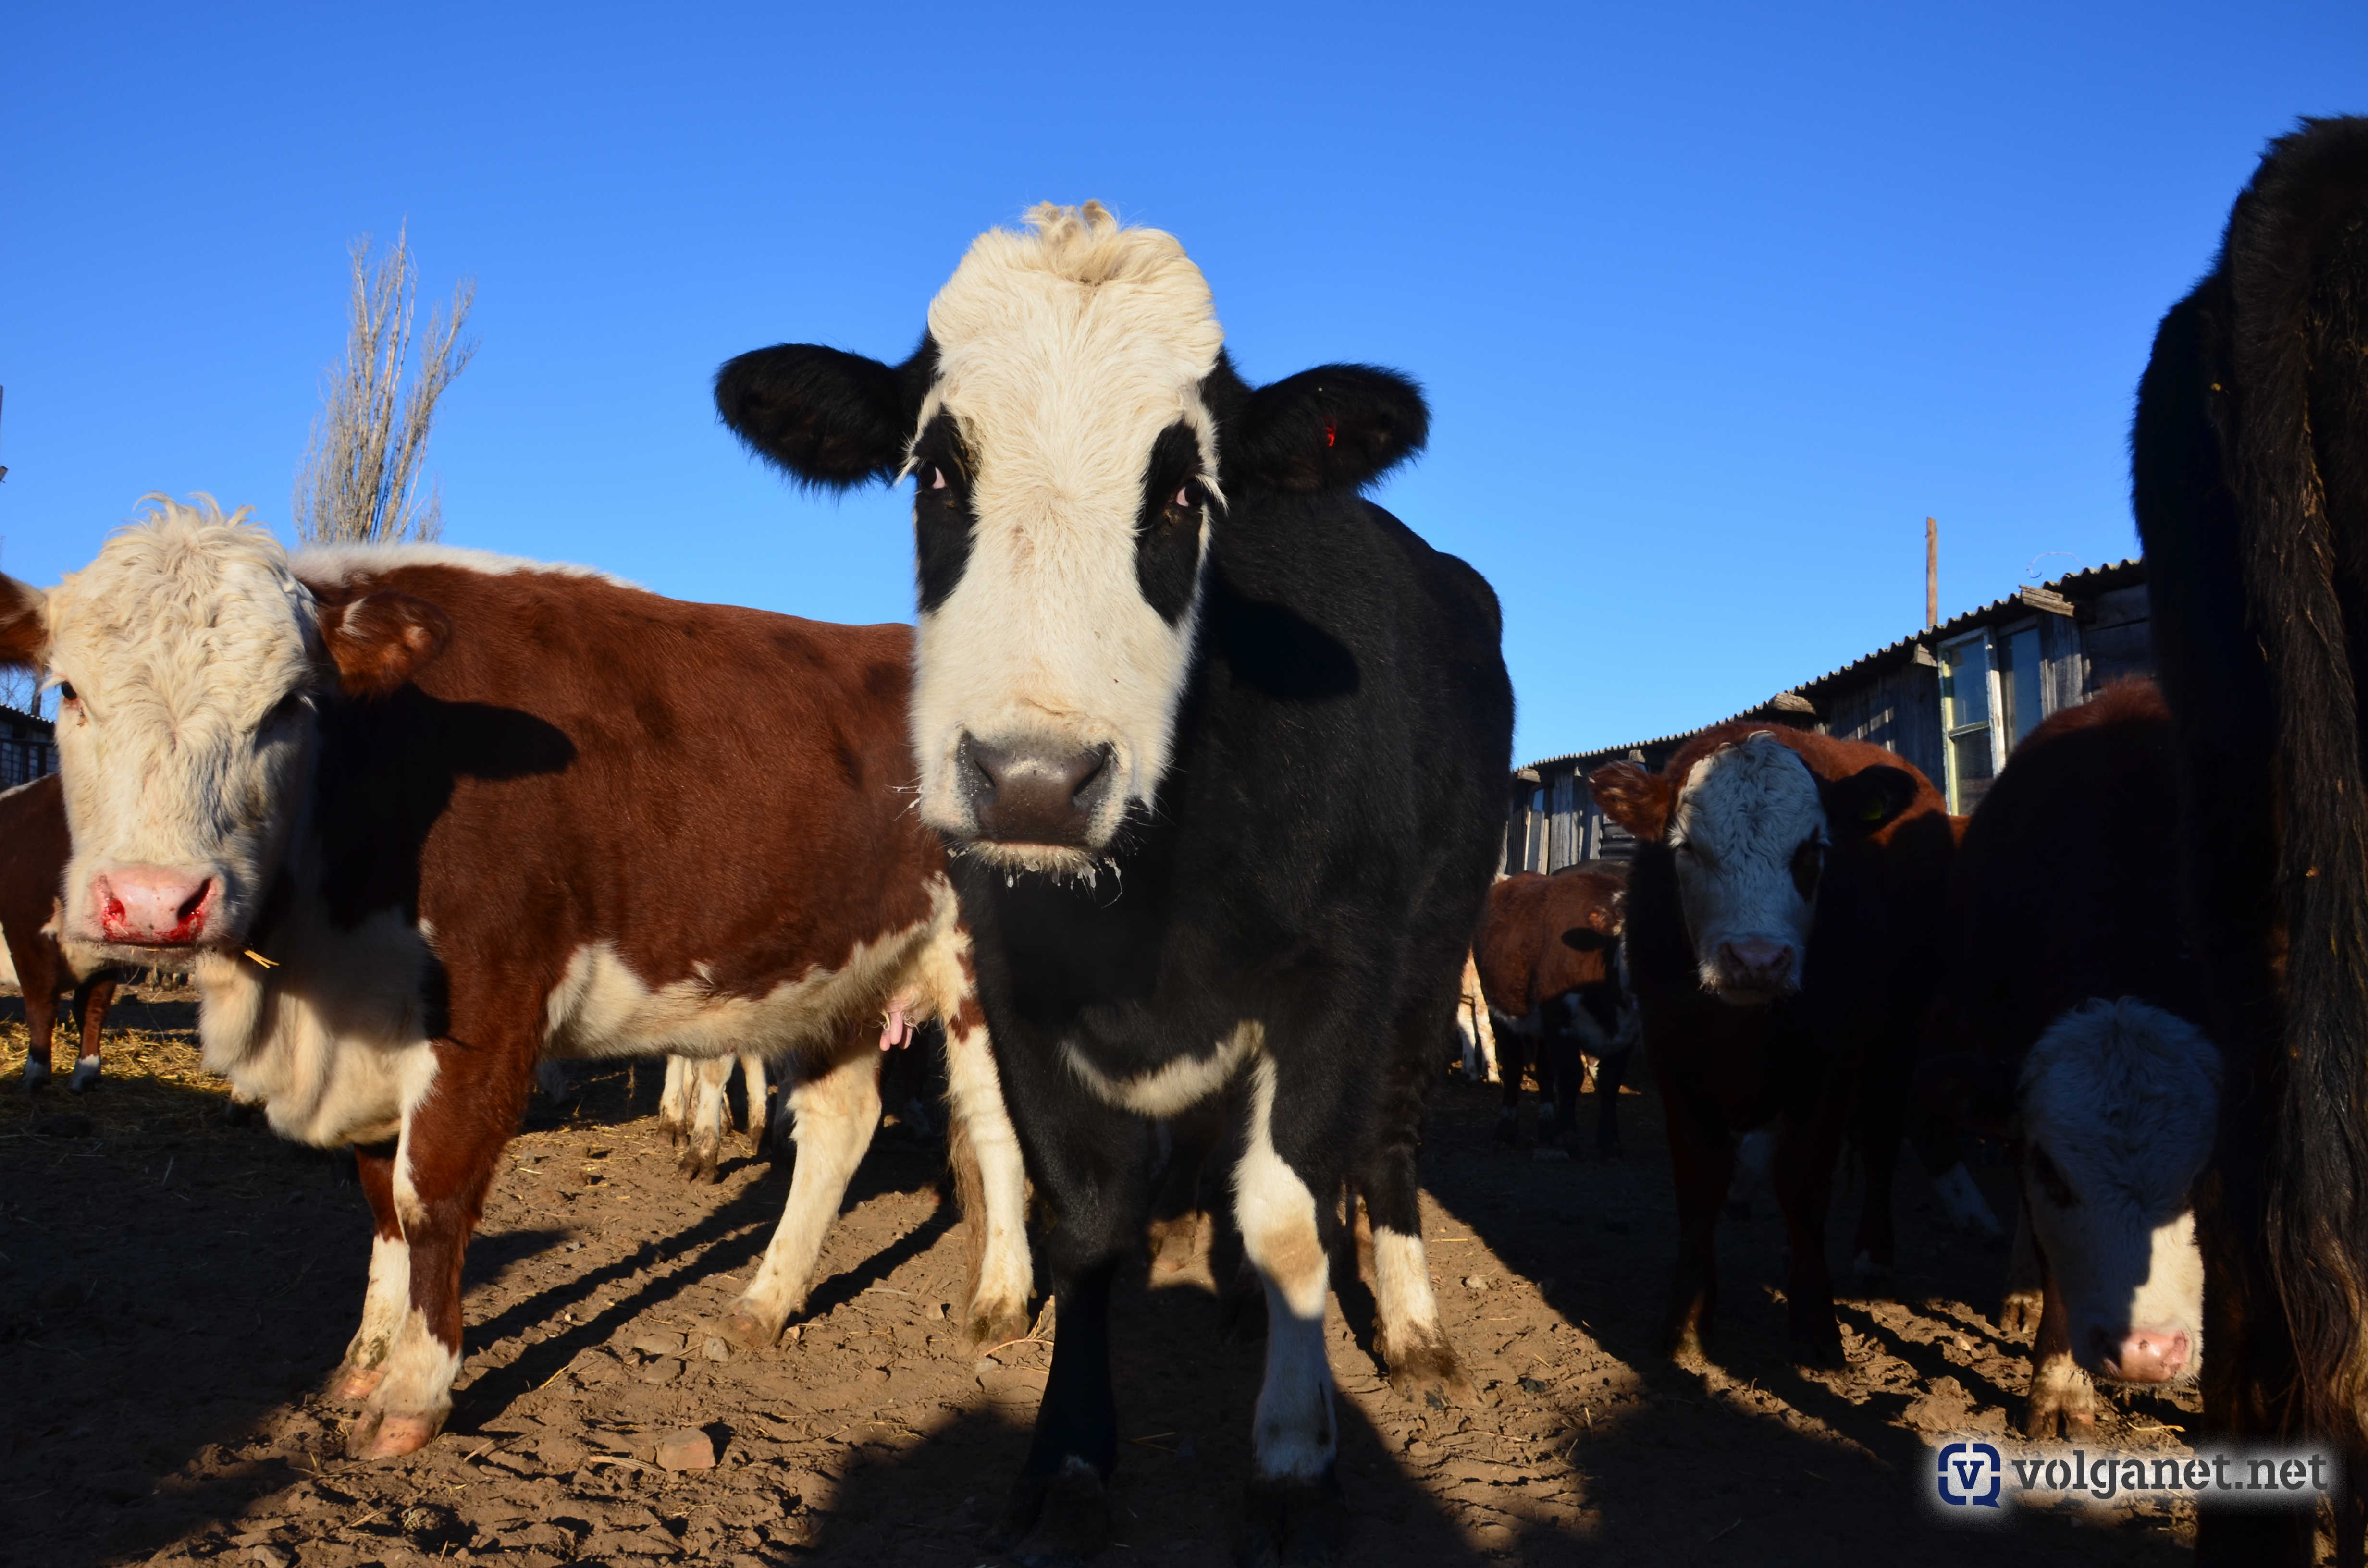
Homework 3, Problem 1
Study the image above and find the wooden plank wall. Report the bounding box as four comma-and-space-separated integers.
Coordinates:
1817, 662, 1944, 785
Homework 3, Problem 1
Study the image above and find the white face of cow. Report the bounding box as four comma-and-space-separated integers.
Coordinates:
2019, 997, 2218, 1385
1666, 733, 1827, 1003
715, 202, 1432, 879
0, 498, 447, 961
902, 205, 1226, 872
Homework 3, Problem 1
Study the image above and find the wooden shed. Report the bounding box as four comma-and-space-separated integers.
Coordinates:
0, 702, 55, 791
1505, 558, 2153, 870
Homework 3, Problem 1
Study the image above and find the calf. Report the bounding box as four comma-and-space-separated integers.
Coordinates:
2132, 115, 2368, 1568
1590, 725, 1957, 1361
0, 772, 119, 1091
717, 201, 1512, 1565
1475, 866, 1638, 1155
1920, 680, 2215, 1436
0, 503, 1034, 1458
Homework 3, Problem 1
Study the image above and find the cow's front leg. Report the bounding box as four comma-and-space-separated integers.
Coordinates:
721, 1033, 880, 1347
1659, 1078, 1733, 1359
655, 1054, 692, 1145
1359, 1035, 1470, 1409
678, 1054, 731, 1183
347, 1040, 529, 1460
67, 975, 116, 1092
1773, 1097, 1849, 1366
943, 998, 1034, 1348
20, 974, 57, 1093
1237, 1056, 1349, 1568
1998, 1198, 2044, 1337
331, 1140, 409, 1403
2023, 1262, 2097, 1437
987, 1043, 1146, 1568
1591, 1045, 1633, 1158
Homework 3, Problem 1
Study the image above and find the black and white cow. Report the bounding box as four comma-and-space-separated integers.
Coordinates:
718, 202, 1513, 1566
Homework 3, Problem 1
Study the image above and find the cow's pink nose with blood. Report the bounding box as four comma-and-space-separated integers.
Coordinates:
90, 867, 218, 944
2094, 1326, 2191, 1382
1715, 938, 1796, 991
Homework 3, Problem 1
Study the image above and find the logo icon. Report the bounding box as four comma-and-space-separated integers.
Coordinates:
1937, 1442, 2003, 1507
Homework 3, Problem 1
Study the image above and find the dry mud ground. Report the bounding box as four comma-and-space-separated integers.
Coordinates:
0, 994, 2237, 1567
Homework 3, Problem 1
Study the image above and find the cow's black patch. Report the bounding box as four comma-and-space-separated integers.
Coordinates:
1134, 421, 1207, 624
909, 413, 977, 614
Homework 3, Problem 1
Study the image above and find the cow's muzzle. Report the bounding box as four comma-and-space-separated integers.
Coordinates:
86, 866, 221, 947
1710, 938, 1799, 1002
958, 734, 1116, 848
2091, 1324, 2194, 1384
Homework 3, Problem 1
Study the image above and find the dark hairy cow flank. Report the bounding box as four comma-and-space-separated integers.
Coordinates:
2, 514, 1035, 1463
2132, 115, 2368, 1568
1592, 723, 1956, 1364
717, 203, 1511, 1568
1474, 866, 1637, 1156
0, 773, 121, 1092
1919, 680, 2215, 1438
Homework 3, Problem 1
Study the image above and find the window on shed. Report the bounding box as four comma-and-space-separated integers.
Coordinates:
1940, 632, 1996, 815
1995, 621, 2045, 755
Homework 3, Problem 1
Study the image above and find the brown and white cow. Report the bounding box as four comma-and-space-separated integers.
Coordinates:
1920, 680, 2214, 1437
1474, 865, 1638, 1155
0, 500, 1033, 1458
1, 772, 121, 1091
1591, 724, 1961, 1362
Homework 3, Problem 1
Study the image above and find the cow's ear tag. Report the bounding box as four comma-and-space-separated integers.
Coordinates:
1860, 798, 1887, 823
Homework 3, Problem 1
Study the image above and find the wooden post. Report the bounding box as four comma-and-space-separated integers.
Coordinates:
1925, 516, 1939, 630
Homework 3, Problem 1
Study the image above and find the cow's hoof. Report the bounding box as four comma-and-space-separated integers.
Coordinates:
329, 1364, 387, 1403
21, 1059, 48, 1094
964, 1299, 1035, 1352
1998, 1288, 2044, 1340
67, 1059, 100, 1093
718, 1304, 788, 1350
1378, 1333, 1475, 1409
1662, 1312, 1711, 1361
676, 1140, 721, 1184
1789, 1318, 1847, 1368
992, 1459, 1110, 1568
1242, 1469, 1345, 1568
2024, 1354, 2098, 1438
345, 1405, 441, 1460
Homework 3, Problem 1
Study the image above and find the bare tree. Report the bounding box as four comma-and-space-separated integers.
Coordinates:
293, 225, 476, 545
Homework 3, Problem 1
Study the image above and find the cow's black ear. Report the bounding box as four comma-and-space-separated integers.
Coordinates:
1825, 764, 1922, 834
1230, 364, 1428, 493
715, 343, 924, 491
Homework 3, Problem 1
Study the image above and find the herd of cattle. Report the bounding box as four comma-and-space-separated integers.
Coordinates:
3, 118, 2366, 1567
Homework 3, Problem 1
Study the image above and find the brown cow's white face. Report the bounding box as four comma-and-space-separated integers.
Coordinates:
1667, 733, 1827, 1002
2019, 997, 2216, 1385
0, 499, 445, 961
905, 204, 1225, 874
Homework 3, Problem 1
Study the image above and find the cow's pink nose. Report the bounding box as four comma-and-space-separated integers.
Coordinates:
2097, 1326, 2191, 1382
90, 867, 217, 945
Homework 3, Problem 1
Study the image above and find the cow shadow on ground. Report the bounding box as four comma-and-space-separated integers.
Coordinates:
1421, 1072, 2198, 1567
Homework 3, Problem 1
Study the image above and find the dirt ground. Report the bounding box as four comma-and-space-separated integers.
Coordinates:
0, 992, 2231, 1567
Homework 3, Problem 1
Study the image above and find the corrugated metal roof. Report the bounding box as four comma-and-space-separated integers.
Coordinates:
1516, 558, 2145, 775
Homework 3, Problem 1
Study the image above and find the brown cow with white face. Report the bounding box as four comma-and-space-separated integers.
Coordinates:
0, 499, 1032, 1458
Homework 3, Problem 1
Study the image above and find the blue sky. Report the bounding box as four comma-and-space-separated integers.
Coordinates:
5, 2, 2364, 760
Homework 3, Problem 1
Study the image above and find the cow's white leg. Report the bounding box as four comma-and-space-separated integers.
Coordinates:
68, 1054, 100, 1091
657, 1054, 690, 1145
333, 1145, 410, 1402
1234, 1060, 1338, 1482
1930, 1160, 2003, 1239
721, 1040, 881, 1347
1369, 1223, 1470, 1404
738, 1054, 769, 1150
678, 1054, 731, 1183
945, 1003, 1034, 1348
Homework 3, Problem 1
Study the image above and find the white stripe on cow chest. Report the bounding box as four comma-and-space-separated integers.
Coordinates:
1060, 1020, 1262, 1117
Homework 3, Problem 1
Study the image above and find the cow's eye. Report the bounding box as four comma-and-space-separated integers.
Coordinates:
1173, 479, 1204, 511
916, 464, 950, 493
57, 681, 78, 704
1790, 837, 1825, 897
2029, 1145, 2080, 1208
